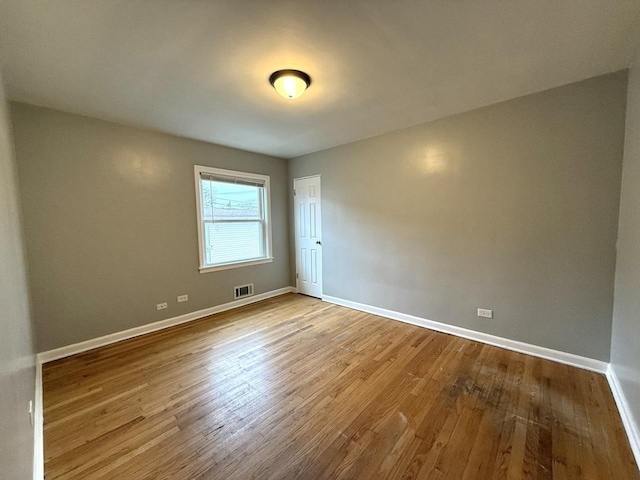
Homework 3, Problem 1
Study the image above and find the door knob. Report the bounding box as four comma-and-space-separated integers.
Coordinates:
316, 241, 322, 245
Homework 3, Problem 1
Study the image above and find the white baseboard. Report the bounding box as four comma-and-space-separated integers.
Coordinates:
33, 359, 43, 480
607, 365, 640, 468
322, 295, 608, 374
323, 294, 640, 467
33, 286, 295, 479
37, 287, 296, 364
32, 287, 638, 475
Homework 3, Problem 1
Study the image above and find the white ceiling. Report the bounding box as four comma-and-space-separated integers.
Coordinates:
1, 1, 639, 158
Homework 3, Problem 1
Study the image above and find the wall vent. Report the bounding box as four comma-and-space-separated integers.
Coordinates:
234, 283, 254, 299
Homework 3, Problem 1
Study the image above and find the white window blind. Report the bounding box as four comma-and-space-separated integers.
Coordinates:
195, 166, 272, 272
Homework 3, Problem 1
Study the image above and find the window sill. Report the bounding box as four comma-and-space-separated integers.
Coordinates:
199, 257, 274, 273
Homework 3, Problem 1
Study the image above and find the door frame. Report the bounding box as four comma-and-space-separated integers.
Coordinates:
293, 174, 322, 297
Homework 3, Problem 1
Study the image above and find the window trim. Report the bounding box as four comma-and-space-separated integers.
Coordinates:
194, 165, 273, 273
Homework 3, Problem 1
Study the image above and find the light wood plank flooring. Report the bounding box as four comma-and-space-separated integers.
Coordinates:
43, 293, 639, 479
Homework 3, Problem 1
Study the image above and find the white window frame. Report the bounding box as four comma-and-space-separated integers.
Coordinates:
194, 165, 273, 273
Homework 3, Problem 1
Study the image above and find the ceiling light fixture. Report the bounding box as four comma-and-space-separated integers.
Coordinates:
269, 70, 311, 99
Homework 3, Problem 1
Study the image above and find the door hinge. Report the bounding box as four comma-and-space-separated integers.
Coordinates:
296, 273, 299, 279
294, 189, 296, 196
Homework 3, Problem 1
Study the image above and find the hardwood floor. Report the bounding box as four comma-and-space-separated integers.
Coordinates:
43, 293, 638, 479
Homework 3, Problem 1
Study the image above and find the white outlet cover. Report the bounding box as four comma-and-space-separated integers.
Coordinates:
177, 295, 188, 302
477, 308, 493, 319
156, 302, 168, 310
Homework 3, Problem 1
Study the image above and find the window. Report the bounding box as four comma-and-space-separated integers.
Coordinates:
194, 166, 273, 272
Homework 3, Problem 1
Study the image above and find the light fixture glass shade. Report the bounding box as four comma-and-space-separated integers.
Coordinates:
269, 70, 311, 99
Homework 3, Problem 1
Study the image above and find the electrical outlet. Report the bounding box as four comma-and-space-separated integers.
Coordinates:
477, 308, 493, 319
29, 400, 34, 427
156, 302, 168, 311
177, 294, 188, 303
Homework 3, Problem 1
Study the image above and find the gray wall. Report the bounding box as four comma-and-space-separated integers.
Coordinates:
0, 71, 35, 476
12, 103, 290, 352
611, 55, 640, 436
289, 71, 627, 362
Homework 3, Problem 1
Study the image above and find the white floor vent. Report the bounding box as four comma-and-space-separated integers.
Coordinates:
234, 283, 254, 299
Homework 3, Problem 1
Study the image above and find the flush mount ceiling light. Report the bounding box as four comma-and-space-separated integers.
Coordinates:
269, 69, 311, 99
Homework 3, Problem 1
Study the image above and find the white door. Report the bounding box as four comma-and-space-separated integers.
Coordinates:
294, 176, 322, 298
